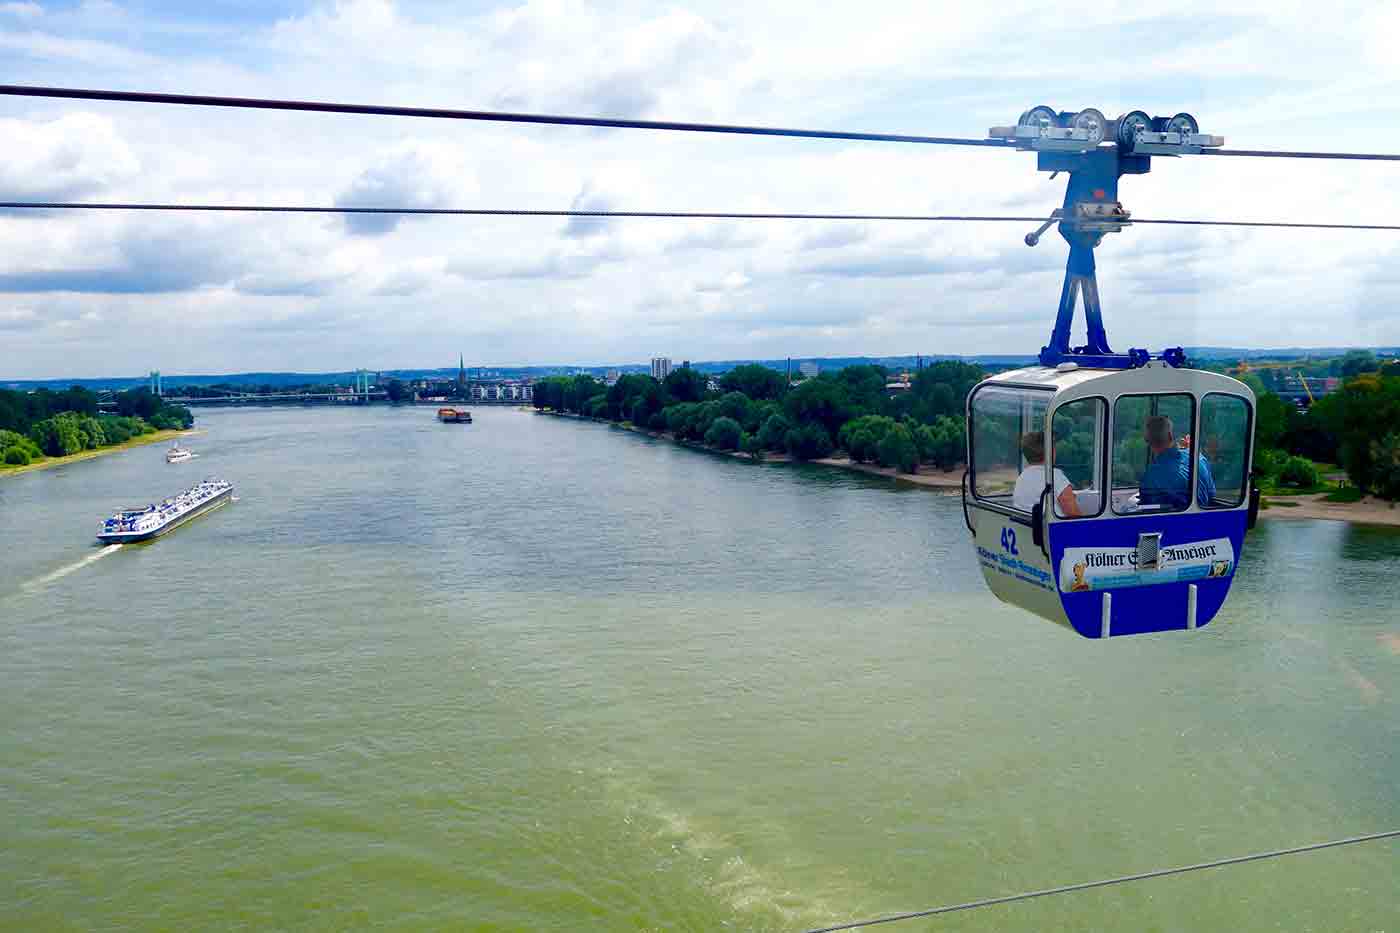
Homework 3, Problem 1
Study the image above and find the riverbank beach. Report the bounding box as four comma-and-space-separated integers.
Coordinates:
0, 429, 199, 479
1261, 492, 1400, 527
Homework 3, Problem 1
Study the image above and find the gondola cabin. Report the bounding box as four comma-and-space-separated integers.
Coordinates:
963, 362, 1257, 637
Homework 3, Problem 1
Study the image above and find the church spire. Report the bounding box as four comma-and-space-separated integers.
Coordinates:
458, 353, 466, 386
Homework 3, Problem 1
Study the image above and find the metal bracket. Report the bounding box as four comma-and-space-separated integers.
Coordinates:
1024, 210, 1062, 247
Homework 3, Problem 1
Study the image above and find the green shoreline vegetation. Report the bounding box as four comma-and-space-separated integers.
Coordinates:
533, 362, 979, 476
0, 428, 195, 478
535, 352, 1400, 505
1, 385, 195, 475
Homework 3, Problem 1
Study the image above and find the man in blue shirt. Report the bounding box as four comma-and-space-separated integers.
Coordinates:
1140, 415, 1217, 509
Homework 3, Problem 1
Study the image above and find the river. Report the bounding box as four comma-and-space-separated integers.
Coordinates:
1, 406, 1396, 931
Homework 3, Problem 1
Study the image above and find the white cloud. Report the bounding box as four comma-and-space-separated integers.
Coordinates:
2, 0, 1400, 377
0, 2, 42, 18
0, 112, 139, 200
333, 142, 477, 235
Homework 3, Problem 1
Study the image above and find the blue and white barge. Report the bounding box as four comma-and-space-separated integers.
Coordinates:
97, 479, 233, 543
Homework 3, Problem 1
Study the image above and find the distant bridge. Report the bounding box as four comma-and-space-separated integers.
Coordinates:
166, 390, 388, 406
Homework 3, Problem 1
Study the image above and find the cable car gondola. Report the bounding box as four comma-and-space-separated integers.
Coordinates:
966, 108, 1258, 637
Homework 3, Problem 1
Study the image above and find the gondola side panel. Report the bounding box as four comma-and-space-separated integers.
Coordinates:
1050, 510, 1248, 637
969, 504, 1070, 629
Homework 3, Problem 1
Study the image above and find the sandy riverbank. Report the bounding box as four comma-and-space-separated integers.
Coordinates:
1260, 493, 1400, 528
0, 429, 201, 479
811, 456, 963, 489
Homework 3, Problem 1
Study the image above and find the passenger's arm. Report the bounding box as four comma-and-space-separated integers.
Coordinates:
1056, 484, 1081, 517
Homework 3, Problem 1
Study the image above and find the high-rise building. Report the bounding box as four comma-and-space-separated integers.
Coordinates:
799, 361, 819, 378
651, 357, 673, 381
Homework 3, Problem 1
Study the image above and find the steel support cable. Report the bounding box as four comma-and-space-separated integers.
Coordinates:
0, 84, 1011, 148
0, 203, 1041, 222
4, 202, 1400, 232
1199, 148, 1400, 161
802, 828, 1400, 933
5, 85, 1400, 161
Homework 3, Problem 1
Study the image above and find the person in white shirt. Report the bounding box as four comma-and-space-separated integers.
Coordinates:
1011, 431, 1081, 517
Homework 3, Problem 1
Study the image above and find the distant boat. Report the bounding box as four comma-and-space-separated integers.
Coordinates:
97, 479, 233, 543
438, 407, 473, 424
166, 443, 195, 463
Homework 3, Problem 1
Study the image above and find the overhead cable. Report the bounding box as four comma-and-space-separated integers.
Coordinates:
802, 828, 1400, 933
7, 84, 1400, 161
0, 202, 1042, 221
1199, 148, 1400, 162
4, 202, 1400, 232
0, 84, 1011, 148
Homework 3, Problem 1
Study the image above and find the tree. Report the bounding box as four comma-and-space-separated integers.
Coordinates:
115, 387, 162, 419
385, 379, 408, 402
3, 446, 31, 466
783, 376, 850, 438
719, 364, 786, 401
916, 415, 966, 472
716, 391, 753, 427
1370, 433, 1400, 500
1340, 350, 1378, 379
833, 365, 888, 416
785, 422, 833, 461
1313, 373, 1400, 492
1255, 391, 1290, 451
704, 416, 743, 450
663, 367, 709, 403
78, 415, 106, 449
747, 400, 779, 433
741, 432, 764, 460
876, 423, 919, 473
838, 415, 896, 463
757, 413, 792, 451
29, 413, 84, 457
606, 374, 653, 421
1279, 455, 1321, 488
564, 374, 605, 414
533, 377, 568, 411
0, 429, 41, 460
908, 361, 983, 422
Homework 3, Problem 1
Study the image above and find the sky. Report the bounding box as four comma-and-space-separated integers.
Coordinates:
2, 0, 1400, 378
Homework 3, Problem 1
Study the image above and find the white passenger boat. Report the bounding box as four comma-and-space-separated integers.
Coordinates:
97, 479, 233, 543
166, 443, 195, 463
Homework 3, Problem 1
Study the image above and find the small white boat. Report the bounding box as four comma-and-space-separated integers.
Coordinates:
166, 443, 195, 464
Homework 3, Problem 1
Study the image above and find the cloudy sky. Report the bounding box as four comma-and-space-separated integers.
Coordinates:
2, 0, 1400, 378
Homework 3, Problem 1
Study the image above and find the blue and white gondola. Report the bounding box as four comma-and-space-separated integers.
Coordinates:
963, 362, 1257, 638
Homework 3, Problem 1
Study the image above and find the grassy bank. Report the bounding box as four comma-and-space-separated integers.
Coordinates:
0, 429, 197, 479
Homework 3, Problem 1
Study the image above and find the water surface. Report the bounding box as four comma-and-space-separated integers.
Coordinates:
2, 406, 1396, 930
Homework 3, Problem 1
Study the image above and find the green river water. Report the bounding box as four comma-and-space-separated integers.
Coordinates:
1, 406, 1396, 931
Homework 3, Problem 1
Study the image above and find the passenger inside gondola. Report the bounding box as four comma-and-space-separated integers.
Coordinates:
1013, 431, 1081, 517
1140, 414, 1216, 509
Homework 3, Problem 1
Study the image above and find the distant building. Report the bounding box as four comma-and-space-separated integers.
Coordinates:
605, 369, 621, 386
651, 357, 672, 380
799, 361, 819, 378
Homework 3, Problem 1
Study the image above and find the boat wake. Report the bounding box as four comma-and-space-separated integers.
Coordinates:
22, 544, 124, 592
